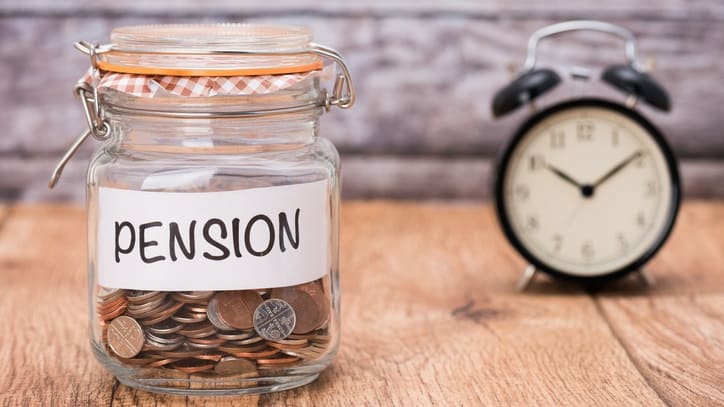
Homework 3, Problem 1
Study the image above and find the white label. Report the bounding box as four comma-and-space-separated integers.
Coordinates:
97, 180, 329, 291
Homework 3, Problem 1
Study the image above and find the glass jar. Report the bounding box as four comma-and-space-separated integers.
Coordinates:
51, 24, 354, 395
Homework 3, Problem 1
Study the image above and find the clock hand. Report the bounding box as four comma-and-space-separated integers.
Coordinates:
592, 150, 644, 188
546, 164, 583, 189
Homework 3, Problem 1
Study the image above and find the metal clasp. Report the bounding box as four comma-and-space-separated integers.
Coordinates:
49, 41, 356, 188
49, 42, 111, 188
309, 43, 355, 110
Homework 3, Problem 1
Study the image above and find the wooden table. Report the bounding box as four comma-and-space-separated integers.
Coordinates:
1, 202, 722, 406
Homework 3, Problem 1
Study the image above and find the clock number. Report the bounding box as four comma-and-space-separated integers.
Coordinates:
634, 152, 646, 168
645, 180, 658, 197
527, 215, 539, 231
514, 184, 530, 201
612, 129, 620, 147
577, 121, 594, 141
581, 241, 595, 261
550, 131, 565, 149
616, 233, 629, 254
529, 155, 546, 171
636, 212, 646, 228
552, 234, 562, 253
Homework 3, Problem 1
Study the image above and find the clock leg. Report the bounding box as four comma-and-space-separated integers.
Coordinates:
635, 268, 656, 287
516, 265, 538, 292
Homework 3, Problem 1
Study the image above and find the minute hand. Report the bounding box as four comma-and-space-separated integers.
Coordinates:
592, 150, 643, 188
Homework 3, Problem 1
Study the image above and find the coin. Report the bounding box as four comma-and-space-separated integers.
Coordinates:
256, 356, 300, 365
193, 353, 224, 362
171, 311, 207, 324
99, 302, 128, 321
215, 291, 263, 330
270, 282, 328, 334
146, 331, 184, 345
216, 330, 255, 341
219, 343, 269, 355
280, 347, 325, 360
97, 287, 125, 303
127, 290, 163, 303
267, 339, 309, 350
170, 359, 215, 374
214, 356, 256, 376
178, 321, 217, 339
140, 301, 184, 326
225, 347, 280, 359
144, 358, 179, 368
253, 299, 296, 341
155, 348, 205, 359
107, 316, 145, 359
146, 319, 184, 335
171, 291, 214, 304
206, 296, 235, 331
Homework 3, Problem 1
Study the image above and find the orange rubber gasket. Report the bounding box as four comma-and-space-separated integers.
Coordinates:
96, 60, 324, 77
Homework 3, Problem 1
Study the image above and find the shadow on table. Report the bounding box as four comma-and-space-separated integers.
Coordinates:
519, 271, 667, 297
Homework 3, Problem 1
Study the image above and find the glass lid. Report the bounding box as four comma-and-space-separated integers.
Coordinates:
96, 24, 323, 76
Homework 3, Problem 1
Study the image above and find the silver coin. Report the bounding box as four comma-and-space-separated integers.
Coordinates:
206, 296, 235, 331
146, 320, 184, 335
253, 299, 296, 341
145, 331, 184, 345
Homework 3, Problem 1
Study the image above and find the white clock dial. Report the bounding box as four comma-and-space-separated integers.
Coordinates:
501, 103, 676, 277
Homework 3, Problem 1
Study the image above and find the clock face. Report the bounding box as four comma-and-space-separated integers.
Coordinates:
497, 99, 680, 278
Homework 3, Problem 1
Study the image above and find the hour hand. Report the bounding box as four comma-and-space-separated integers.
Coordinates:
546, 164, 583, 189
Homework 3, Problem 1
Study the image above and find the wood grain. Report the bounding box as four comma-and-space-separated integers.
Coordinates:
0, 205, 115, 406
598, 295, 724, 406
1, 202, 723, 405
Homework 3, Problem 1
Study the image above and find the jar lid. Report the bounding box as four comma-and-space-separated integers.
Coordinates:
96, 24, 324, 76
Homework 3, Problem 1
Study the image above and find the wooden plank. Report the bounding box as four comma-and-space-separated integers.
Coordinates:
2, 16, 724, 159
598, 295, 724, 405
3, 0, 724, 18
639, 201, 724, 294
255, 201, 664, 405
0, 203, 668, 405
5, 156, 724, 202
0, 205, 116, 406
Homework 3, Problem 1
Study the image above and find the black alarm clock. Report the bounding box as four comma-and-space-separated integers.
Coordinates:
492, 21, 680, 283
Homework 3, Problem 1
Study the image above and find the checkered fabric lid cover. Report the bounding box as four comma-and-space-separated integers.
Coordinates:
80, 68, 322, 98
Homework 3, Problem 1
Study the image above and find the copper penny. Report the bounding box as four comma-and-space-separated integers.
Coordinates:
107, 316, 144, 359
144, 358, 180, 368
215, 291, 263, 330
170, 360, 215, 374
270, 282, 328, 334
216, 330, 255, 341
214, 356, 256, 376
140, 301, 184, 326
256, 356, 300, 365
228, 347, 280, 359
178, 321, 217, 339
193, 353, 224, 362
218, 343, 269, 355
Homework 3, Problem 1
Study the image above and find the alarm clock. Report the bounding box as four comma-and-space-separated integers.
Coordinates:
492, 21, 680, 282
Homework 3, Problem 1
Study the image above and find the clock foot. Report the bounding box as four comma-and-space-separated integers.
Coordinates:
635, 268, 656, 287
516, 265, 538, 292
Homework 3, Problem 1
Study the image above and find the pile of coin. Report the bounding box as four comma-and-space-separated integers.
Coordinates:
96, 279, 331, 375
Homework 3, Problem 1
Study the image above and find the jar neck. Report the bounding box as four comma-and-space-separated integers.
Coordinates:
100, 76, 323, 153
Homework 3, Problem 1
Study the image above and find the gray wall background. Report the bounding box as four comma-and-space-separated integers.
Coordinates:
2, 1, 724, 201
